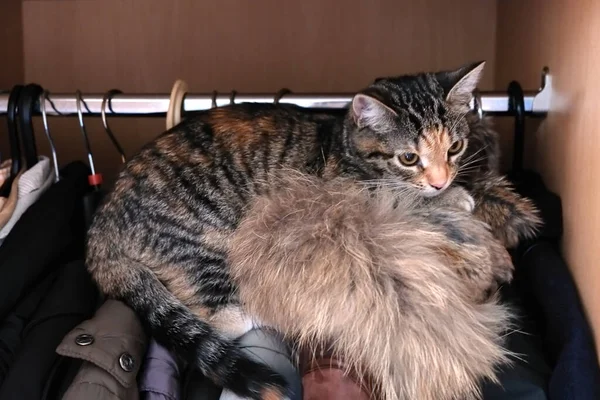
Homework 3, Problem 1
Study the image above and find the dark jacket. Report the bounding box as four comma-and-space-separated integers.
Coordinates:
0, 260, 98, 399
0, 161, 90, 319
0, 162, 99, 399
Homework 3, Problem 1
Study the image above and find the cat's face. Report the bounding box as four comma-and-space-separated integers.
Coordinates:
348, 61, 485, 197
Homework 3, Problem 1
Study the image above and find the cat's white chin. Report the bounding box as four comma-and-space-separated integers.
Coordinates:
421, 187, 448, 197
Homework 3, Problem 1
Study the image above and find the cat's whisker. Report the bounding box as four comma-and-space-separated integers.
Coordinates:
457, 164, 485, 174
459, 146, 489, 166
460, 147, 489, 164
458, 156, 487, 170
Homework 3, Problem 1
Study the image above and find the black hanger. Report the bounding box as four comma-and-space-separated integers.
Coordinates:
18, 83, 44, 170
507, 80, 525, 180
0, 85, 24, 197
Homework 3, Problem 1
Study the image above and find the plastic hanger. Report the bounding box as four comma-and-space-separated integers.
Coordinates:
40, 90, 60, 182
18, 83, 44, 170
101, 89, 127, 164
0, 85, 24, 197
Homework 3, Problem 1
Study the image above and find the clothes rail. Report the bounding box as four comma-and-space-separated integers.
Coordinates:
0, 71, 553, 117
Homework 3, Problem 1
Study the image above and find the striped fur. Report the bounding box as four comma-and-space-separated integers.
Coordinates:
86, 61, 539, 398
228, 172, 514, 400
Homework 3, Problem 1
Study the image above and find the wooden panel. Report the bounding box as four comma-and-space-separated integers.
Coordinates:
496, 0, 600, 360
22, 0, 498, 184
0, 0, 24, 162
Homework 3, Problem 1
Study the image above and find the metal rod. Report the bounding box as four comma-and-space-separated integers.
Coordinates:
0, 78, 553, 117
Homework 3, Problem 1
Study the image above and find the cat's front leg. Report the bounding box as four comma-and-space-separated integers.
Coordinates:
469, 172, 543, 249
422, 185, 475, 213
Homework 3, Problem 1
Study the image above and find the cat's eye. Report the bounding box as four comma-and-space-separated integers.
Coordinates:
447, 140, 465, 156
398, 152, 420, 166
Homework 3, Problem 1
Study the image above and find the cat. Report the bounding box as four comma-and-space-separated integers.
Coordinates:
86, 60, 540, 399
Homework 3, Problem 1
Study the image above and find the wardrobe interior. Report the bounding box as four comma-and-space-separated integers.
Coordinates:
1, 0, 599, 361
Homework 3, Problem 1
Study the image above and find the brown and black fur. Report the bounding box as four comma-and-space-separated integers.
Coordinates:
86, 61, 540, 399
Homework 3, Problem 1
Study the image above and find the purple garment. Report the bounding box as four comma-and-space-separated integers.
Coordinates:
139, 339, 181, 400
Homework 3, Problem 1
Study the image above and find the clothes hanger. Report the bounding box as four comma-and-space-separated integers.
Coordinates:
40, 90, 60, 182
76, 90, 105, 229
18, 83, 44, 170
507, 80, 525, 180
166, 79, 188, 130
101, 89, 127, 164
473, 88, 484, 120
76, 90, 102, 189
0, 85, 23, 197
211, 90, 218, 108
274, 88, 292, 104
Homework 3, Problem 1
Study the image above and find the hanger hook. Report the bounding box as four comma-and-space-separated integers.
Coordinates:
229, 90, 237, 105
101, 89, 127, 164
274, 88, 291, 105
40, 90, 60, 182
472, 89, 484, 120
211, 90, 218, 108
76, 90, 98, 179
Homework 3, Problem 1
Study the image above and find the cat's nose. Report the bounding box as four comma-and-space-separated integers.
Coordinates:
429, 180, 447, 190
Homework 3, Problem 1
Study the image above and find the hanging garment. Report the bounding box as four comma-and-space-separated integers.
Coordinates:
0, 173, 20, 230
520, 242, 600, 400
139, 340, 181, 400
506, 170, 600, 399
218, 329, 302, 400
0, 269, 56, 385
299, 346, 374, 400
0, 159, 13, 214
0, 161, 89, 320
180, 365, 222, 400
480, 284, 551, 399
302, 365, 372, 400
0, 159, 10, 188
0, 260, 98, 399
57, 300, 148, 400
0, 156, 55, 243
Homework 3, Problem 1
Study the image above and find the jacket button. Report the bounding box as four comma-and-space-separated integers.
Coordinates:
74, 334, 94, 346
119, 353, 135, 372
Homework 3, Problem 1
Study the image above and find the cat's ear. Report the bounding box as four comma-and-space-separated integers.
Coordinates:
351, 93, 397, 130
437, 61, 486, 105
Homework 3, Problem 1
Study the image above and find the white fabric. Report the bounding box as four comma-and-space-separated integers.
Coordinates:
0, 156, 55, 240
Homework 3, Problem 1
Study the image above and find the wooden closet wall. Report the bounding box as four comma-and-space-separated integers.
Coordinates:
2, 0, 498, 182
497, 0, 600, 360
1, 0, 599, 360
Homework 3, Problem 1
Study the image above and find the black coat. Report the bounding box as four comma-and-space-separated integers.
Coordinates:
0, 162, 100, 398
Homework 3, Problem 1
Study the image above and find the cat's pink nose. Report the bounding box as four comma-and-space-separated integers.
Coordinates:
429, 180, 447, 190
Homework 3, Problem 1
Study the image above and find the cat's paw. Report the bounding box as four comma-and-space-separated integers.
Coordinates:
426, 186, 475, 213
458, 192, 476, 213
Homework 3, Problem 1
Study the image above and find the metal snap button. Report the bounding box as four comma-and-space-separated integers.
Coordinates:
74, 334, 94, 346
119, 353, 135, 372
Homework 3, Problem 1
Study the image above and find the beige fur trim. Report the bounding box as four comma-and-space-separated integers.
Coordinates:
229, 172, 513, 400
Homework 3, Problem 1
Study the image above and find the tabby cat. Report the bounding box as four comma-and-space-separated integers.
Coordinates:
86, 61, 540, 399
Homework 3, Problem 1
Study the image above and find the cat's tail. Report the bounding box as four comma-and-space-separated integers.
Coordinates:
86, 255, 289, 400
